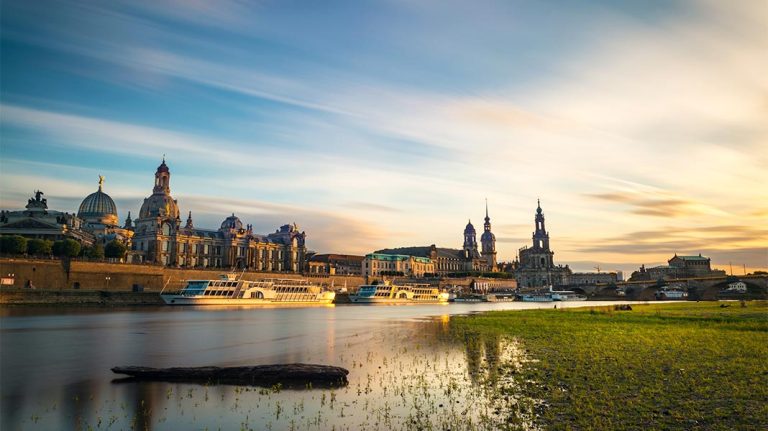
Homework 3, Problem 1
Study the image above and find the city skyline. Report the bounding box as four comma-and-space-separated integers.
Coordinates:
1, 0, 766, 274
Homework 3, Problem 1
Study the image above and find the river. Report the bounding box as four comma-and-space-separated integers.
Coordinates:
1, 301, 635, 430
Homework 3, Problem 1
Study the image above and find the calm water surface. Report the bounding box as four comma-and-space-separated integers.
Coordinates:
1, 301, 634, 430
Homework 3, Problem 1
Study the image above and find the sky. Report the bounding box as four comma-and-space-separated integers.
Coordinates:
1, 0, 766, 274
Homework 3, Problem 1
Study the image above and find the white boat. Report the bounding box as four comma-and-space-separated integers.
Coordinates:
350, 282, 449, 303
161, 274, 336, 305
518, 293, 554, 302
551, 291, 587, 301
655, 286, 688, 300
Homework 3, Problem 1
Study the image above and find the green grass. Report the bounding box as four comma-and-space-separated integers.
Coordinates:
450, 301, 768, 430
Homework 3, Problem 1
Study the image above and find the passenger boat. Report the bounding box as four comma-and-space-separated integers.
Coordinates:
518, 292, 554, 302
161, 274, 336, 305
518, 286, 587, 302
349, 282, 450, 303
655, 286, 688, 300
551, 291, 588, 301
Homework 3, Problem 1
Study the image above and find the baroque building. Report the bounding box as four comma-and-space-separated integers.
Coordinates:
131, 159, 307, 271
514, 200, 571, 288
374, 202, 497, 275
629, 254, 726, 281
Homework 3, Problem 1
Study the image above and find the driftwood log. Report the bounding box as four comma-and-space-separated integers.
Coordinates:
112, 363, 349, 388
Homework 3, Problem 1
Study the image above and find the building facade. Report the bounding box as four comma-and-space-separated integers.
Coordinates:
568, 272, 618, 286
514, 200, 571, 288
307, 254, 364, 275
362, 253, 435, 278
130, 159, 307, 271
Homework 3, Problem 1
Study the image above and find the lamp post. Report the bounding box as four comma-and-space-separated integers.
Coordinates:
105, 276, 111, 290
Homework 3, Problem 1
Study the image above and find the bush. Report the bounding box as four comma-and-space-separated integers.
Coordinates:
0, 235, 28, 254
105, 240, 128, 259
52, 239, 81, 258
88, 243, 105, 259
27, 239, 53, 256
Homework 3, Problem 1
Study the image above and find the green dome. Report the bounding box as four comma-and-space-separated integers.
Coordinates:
78, 179, 119, 226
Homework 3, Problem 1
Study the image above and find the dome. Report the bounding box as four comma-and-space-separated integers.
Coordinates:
221, 214, 243, 231
481, 231, 495, 241
464, 219, 475, 234
78, 180, 118, 226
139, 193, 180, 219
156, 158, 169, 173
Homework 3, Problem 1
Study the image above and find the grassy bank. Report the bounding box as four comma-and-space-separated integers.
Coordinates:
450, 301, 768, 430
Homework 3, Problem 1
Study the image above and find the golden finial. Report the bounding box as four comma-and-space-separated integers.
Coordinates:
98, 175, 105, 190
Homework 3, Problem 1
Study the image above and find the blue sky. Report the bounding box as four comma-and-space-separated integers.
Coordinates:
1, 0, 766, 273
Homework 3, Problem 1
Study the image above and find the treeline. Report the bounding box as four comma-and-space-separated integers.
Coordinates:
0, 235, 128, 259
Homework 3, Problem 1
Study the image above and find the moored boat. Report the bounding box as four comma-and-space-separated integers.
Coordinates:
349, 282, 449, 303
161, 274, 335, 305
518, 292, 554, 302
655, 286, 688, 300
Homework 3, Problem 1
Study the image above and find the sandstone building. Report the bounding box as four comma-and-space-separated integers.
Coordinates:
131, 159, 307, 271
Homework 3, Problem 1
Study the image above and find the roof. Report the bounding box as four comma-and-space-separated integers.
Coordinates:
366, 253, 432, 264
674, 255, 709, 261
375, 246, 464, 259
310, 254, 364, 263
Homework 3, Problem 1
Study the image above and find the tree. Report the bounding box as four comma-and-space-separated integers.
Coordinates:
53, 239, 81, 258
88, 243, 105, 259
105, 240, 128, 260
27, 239, 52, 256
0, 235, 28, 254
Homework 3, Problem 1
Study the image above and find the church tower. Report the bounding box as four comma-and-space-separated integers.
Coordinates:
480, 200, 497, 270
463, 219, 479, 259
533, 199, 550, 250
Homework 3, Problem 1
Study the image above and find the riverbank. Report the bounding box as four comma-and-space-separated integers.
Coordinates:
450, 301, 768, 430
0, 288, 164, 306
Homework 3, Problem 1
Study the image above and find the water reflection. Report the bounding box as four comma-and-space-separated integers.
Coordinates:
2, 303, 631, 429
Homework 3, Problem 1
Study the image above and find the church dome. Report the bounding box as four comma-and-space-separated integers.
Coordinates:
464, 220, 475, 234
220, 214, 243, 231
78, 177, 118, 226
139, 194, 180, 219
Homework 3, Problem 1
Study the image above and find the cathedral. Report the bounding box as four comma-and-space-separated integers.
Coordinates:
514, 200, 571, 287
131, 159, 307, 271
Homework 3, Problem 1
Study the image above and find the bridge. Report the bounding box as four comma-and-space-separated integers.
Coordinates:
574, 274, 767, 301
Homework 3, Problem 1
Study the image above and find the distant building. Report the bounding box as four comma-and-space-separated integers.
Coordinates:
362, 253, 435, 278
629, 254, 726, 281
131, 159, 307, 271
514, 200, 571, 288
308, 254, 364, 275
568, 272, 618, 286
0, 190, 94, 246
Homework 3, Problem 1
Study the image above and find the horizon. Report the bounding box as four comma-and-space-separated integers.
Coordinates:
1, 0, 766, 274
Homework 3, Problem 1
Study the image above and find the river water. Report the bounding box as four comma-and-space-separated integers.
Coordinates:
1, 301, 633, 430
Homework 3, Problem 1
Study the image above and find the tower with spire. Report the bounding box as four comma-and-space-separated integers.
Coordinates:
514, 199, 571, 287
480, 199, 497, 270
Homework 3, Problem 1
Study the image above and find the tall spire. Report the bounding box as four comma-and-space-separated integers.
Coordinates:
185, 210, 194, 229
